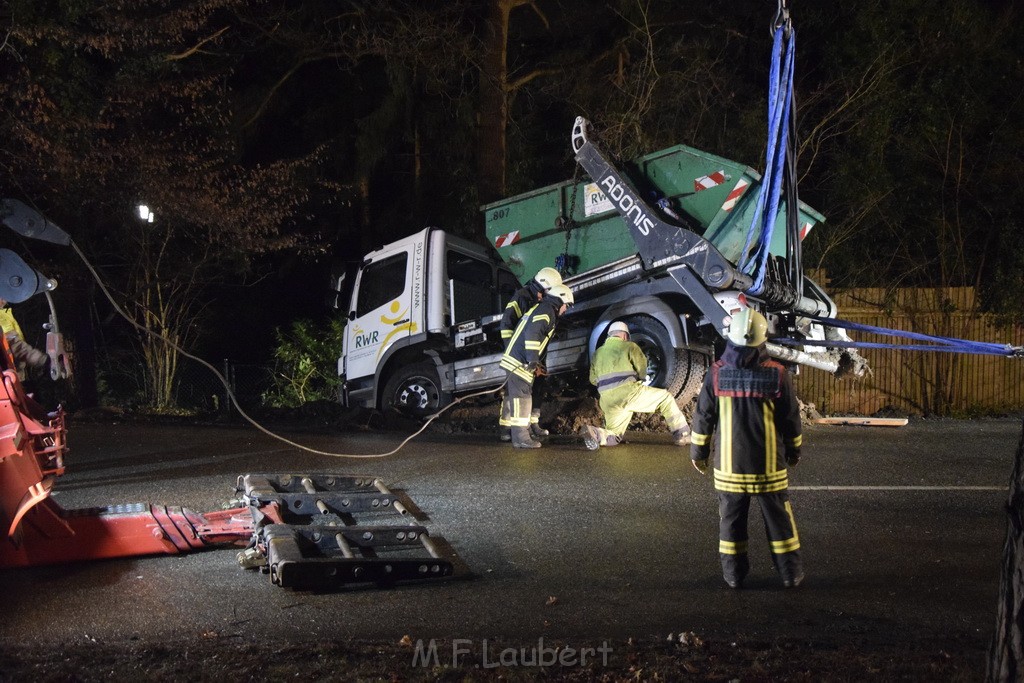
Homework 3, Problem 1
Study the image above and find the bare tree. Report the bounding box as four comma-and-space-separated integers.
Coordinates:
0, 2, 320, 409
475, 0, 554, 202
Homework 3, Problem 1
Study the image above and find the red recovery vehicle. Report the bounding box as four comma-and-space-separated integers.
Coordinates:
0, 200, 451, 589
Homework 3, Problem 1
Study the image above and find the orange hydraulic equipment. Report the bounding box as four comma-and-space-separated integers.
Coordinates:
0, 335, 275, 568
0, 199, 453, 589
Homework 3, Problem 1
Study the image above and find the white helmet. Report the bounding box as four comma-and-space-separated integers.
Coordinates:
607, 321, 630, 338
727, 307, 768, 346
548, 283, 574, 307
534, 267, 563, 292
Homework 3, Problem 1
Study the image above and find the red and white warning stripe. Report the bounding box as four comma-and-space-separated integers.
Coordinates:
721, 179, 749, 212
693, 170, 727, 192
494, 230, 521, 248
799, 222, 813, 241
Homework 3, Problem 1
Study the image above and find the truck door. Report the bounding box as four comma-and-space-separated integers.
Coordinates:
344, 249, 414, 381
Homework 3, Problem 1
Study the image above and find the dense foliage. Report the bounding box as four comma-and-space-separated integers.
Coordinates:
263, 318, 345, 408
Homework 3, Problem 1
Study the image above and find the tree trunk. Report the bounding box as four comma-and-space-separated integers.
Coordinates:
413, 119, 422, 222
988, 418, 1024, 681
475, 0, 512, 204
358, 175, 372, 251
72, 288, 100, 409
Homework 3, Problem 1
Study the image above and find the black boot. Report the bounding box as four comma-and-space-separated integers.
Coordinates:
532, 405, 548, 438
774, 552, 804, 588
722, 554, 749, 590
782, 570, 805, 589
512, 426, 541, 449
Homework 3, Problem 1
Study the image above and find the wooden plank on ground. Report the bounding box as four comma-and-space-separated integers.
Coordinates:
814, 417, 909, 427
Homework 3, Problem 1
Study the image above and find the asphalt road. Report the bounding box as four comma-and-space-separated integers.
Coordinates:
1, 417, 1016, 654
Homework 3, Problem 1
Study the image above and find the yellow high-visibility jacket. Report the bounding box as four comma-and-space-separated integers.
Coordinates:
0, 307, 24, 340
589, 336, 646, 394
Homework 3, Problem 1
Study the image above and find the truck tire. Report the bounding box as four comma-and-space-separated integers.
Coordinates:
669, 349, 709, 408
381, 362, 451, 418
623, 315, 708, 407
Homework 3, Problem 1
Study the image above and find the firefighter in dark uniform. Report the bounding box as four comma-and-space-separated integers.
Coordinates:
690, 307, 804, 589
498, 267, 562, 441
499, 283, 574, 449
499, 267, 562, 342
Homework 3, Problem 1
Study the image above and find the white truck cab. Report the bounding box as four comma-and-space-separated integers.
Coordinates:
336, 228, 587, 415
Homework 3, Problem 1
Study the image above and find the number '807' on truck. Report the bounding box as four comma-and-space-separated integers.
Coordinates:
332, 117, 865, 417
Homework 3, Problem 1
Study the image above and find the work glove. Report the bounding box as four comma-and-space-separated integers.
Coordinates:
786, 447, 801, 467
691, 458, 709, 475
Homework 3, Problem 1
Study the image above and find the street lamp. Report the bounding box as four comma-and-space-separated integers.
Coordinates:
136, 204, 154, 223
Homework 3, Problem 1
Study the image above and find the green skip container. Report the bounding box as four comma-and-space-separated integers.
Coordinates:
483, 142, 825, 285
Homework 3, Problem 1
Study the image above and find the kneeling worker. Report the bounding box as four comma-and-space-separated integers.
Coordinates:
582, 320, 691, 450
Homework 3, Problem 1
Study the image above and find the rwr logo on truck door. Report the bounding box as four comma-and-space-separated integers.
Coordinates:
352, 325, 380, 348
600, 175, 654, 236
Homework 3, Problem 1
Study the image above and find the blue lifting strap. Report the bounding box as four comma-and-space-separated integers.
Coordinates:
740, 24, 796, 296
775, 316, 1024, 358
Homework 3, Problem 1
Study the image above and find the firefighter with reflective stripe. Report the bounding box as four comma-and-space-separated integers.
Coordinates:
500, 267, 562, 342
581, 321, 690, 450
499, 283, 573, 448
690, 307, 804, 589
498, 267, 562, 441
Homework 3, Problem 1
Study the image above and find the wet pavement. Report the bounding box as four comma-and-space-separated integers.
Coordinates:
0, 417, 1016, 652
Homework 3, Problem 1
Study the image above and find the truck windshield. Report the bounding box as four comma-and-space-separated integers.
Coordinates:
356, 253, 407, 318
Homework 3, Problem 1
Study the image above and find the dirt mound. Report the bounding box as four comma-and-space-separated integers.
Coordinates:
799, 399, 822, 422
426, 393, 690, 438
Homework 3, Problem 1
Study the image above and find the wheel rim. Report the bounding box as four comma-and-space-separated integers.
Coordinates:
395, 377, 439, 410
632, 336, 665, 386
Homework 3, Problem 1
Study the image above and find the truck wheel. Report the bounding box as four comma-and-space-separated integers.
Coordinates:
623, 316, 708, 407
381, 362, 451, 418
670, 349, 709, 408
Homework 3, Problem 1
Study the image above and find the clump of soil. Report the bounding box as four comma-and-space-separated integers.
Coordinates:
872, 404, 913, 419
547, 396, 602, 434
429, 398, 503, 435
424, 391, 695, 438
799, 399, 822, 423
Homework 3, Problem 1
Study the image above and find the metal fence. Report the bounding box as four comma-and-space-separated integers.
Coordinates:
793, 286, 1024, 416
